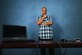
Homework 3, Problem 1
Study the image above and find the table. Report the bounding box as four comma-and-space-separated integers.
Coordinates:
0, 41, 82, 48
0, 41, 82, 55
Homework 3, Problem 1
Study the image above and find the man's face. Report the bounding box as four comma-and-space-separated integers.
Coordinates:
41, 8, 47, 15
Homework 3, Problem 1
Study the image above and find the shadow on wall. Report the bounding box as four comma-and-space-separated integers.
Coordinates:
27, 17, 39, 40
51, 16, 63, 55
52, 16, 63, 41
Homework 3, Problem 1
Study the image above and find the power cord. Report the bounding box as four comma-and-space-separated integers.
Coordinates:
54, 39, 67, 55
36, 39, 67, 55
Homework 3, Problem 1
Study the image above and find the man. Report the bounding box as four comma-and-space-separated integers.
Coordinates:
36, 7, 54, 55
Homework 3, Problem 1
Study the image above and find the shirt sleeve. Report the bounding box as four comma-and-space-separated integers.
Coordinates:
46, 16, 52, 22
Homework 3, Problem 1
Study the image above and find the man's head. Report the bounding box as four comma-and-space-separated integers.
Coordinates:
41, 7, 47, 15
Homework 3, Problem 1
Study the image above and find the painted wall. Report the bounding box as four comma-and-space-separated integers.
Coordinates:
0, 0, 82, 55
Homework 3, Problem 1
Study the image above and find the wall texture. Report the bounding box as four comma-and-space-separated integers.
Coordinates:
0, 0, 82, 55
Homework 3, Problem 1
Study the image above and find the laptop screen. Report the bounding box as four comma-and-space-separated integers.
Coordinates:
3, 25, 27, 37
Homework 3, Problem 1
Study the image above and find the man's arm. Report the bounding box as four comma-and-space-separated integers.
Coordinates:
43, 21, 53, 26
37, 17, 44, 25
37, 15, 47, 25
43, 17, 53, 26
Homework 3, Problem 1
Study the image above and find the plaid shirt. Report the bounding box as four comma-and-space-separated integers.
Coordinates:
37, 16, 53, 40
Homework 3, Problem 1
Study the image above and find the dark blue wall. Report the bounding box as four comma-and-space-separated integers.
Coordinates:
0, 0, 82, 55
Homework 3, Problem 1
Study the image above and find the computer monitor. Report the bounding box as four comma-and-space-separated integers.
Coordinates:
3, 25, 27, 38
2, 25, 35, 43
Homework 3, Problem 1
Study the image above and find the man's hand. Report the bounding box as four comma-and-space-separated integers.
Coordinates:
42, 22, 47, 26
42, 15, 47, 19
37, 15, 47, 25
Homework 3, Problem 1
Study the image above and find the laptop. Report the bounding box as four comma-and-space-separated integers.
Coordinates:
2, 25, 35, 43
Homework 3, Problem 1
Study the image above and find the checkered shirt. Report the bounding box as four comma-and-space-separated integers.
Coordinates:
37, 16, 53, 40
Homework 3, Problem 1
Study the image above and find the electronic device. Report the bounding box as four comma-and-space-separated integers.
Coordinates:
2, 25, 35, 43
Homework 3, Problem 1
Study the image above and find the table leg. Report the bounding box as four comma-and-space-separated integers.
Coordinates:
0, 49, 2, 55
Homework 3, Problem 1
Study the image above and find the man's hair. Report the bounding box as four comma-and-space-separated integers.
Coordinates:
42, 7, 47, 11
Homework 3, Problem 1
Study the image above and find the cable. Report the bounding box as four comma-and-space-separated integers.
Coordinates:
54, 38, 67, 55
36, 40, 67, 55
35, 37, 67, 55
